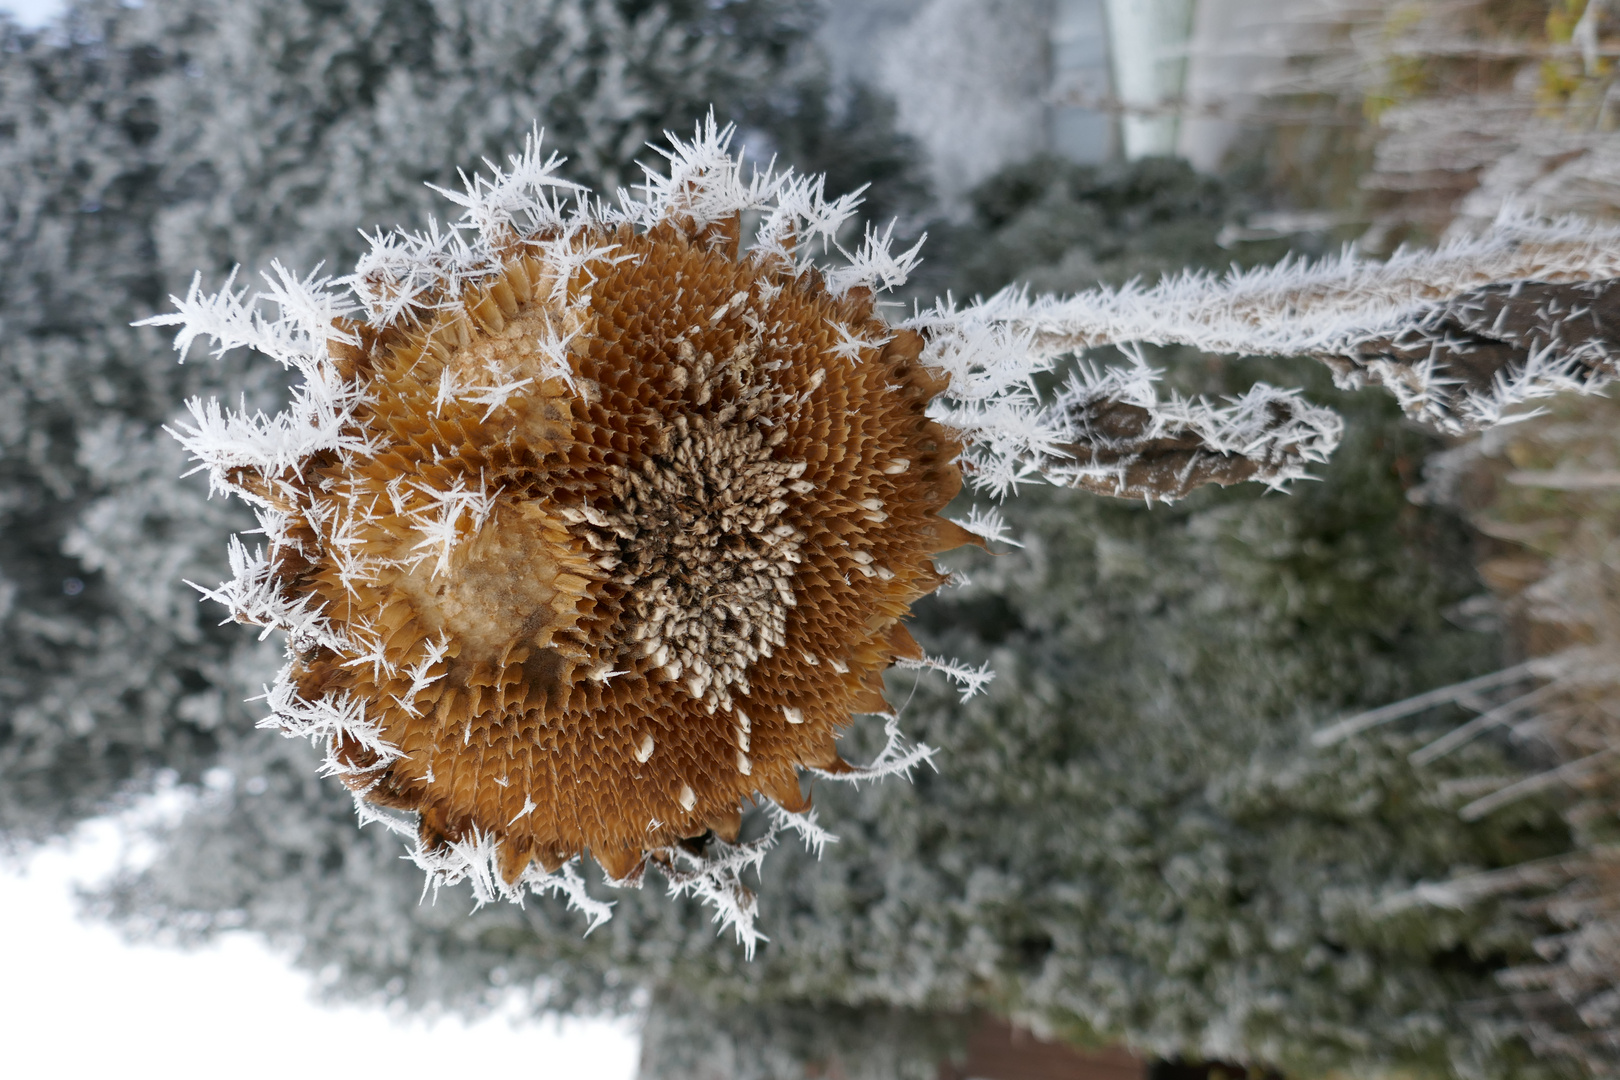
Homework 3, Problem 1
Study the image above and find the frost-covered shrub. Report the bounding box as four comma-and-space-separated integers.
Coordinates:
930, 155, 1252, 300
1361, 391, 1620, 1075
636, 993, 962, 1080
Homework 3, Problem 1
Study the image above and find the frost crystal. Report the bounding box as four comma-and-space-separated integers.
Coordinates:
943, 208, 1620, 440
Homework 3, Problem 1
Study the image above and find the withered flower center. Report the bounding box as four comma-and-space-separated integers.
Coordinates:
578, 339, 807, 715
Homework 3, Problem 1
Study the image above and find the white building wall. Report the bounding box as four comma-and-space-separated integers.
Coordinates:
1050, 0, 1116, 163
819, 0, 1296, 204
1177, 0, 1301, 171
1104, 0, 1195, 159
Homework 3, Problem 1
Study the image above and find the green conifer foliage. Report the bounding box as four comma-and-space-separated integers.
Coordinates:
0, 2, 248, 845
920, 154, 1250, 300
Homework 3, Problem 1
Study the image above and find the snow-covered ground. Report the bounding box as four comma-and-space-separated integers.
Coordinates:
0, 817, 639, 1079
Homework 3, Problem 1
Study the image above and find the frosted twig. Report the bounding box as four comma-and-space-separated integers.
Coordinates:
810, 711, 937, 782
765, 801, 838, 859
895, 655, 996, 703
933, 211, 1620, 440
1046, 355, 1343, 500
653, 832, 777, 958
1313, 661, 1541, 746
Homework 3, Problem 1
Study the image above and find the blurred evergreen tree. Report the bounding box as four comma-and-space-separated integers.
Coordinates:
908, 153, 1311, 303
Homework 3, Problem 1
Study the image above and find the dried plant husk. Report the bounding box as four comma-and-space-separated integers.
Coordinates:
267, 219, 971, 886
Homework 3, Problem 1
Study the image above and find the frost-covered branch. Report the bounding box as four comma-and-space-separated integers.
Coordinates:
1328, 278, 1620, 430
973, 211, 1620, 357
1045, 357, 1344, 500
931, 211, 1620, 443
893, 656, 996, 704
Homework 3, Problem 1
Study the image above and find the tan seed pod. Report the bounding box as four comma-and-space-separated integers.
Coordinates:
305, 223, 971, 885
152, 124, 990, 916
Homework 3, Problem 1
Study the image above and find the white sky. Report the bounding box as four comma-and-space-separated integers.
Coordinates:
1, 0, 63, 26
0, 818, 640, 1080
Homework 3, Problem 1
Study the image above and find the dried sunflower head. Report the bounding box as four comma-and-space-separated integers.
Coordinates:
146, 121, 1002, 941
291, 209, 974, 885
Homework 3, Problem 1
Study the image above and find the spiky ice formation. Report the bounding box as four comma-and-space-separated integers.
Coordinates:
142, 121, 992, 948
942, 209, 1620, 437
